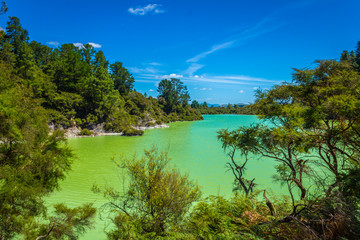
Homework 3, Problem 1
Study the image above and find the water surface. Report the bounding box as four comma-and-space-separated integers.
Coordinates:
47, 115, 281, 239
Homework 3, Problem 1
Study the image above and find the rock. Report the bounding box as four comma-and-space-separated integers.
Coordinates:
64, 126, 81, 138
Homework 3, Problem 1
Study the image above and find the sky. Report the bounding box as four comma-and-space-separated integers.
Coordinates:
1, 0, 360, 104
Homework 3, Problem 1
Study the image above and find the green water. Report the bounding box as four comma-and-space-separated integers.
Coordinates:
47, 115, 282, 239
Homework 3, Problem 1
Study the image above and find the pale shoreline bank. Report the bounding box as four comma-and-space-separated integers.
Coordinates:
62, 123, 170, 138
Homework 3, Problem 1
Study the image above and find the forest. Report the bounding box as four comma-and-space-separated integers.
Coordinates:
191, 101, 256, 115
2, 1, 360, 239
0, 14, 202, 137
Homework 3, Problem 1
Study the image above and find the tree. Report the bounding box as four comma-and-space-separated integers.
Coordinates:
202, 101, 208, 109
93, 147, 201, 239
217, 126, 258, 196
217, 58, 360, 238
157, 78, 190, 114
110, 61, 134, 95
52, 43, 88, 92
80, 43, 95, 65
5, 16, 29, 55
29, 40, 53, 70
191, 100, 200, 109
0, 1, 7, 16
0, 62, 96, 239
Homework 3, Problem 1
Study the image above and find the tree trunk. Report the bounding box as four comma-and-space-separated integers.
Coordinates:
263, 190, 276, 216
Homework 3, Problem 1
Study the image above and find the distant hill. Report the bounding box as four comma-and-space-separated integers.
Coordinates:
208, 103, 248, 108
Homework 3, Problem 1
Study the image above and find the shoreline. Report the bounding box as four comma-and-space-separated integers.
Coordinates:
64, 123, 170, 139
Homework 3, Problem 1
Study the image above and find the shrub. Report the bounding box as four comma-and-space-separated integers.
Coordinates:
80, 128, 92, 136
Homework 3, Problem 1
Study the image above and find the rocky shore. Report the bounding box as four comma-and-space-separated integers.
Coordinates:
50, 122, 170, 138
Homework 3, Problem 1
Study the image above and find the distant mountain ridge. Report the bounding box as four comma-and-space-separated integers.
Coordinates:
208, 103, 248, 108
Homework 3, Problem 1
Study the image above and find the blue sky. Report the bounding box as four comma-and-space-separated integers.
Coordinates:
1, 0, 360, 104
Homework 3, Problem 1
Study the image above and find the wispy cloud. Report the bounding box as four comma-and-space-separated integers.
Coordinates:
183, 63, 205, 76
149, 62, 162, 66
186, 17, 284, 65
128, 4, 164, 16
134, 73, 282, 85
181, 74, 282, 85
239, 90, 245, 93
129, 67, 159, 74
212, 75, 279, 83
47, 41, 59, 46
187, 41, 235, 63
149, 89, 154, 92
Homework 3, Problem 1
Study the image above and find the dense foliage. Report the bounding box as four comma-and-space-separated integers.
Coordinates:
216, 43, 360, 239
0, 9, 202, 239
93, 147, 201, 239
0, 48, 96, 239
0, 16, 202, 137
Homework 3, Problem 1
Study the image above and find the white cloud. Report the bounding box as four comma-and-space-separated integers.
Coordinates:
73, 42, 102, 49
161, 73, 183, 79
73, 43, 84, 49
88, 42, 102, 48
128, 4, 164, 16
47, 41, 59, 46
149, 89, 154, 92
253, 87, 259, 90
239, 90, 245, 93
194, 87, 198, 90
200, 88, 207, 91
187, 41, 235, 63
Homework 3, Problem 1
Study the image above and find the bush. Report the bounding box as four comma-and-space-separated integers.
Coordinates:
80, 128, 93, 136
93, 147, 201, 238
122, 127, 144, 136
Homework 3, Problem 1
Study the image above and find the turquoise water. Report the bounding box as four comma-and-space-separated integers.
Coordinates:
47, 115, 282, 239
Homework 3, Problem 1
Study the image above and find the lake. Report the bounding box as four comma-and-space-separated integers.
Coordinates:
47, 114, 282, 239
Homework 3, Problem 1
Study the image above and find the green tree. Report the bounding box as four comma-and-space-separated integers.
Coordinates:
93, 147, 201, 239
110, 61, 134, 95
217, 59, 360, 238
191, 100, 200, 109
4, 16, 29, 55
202, 101, 208, 109
52, 44, 88, 92
157, 78, 190, 114
0, 62, 96, 239
29, 40, 53, 70
80, 43, 96, 65
0, 1, 7, 16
